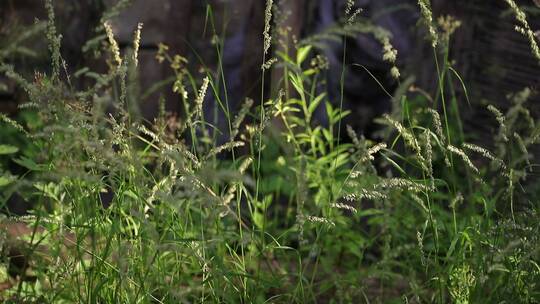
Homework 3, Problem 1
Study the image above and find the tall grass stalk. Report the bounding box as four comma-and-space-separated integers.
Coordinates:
0, 0, 539, 303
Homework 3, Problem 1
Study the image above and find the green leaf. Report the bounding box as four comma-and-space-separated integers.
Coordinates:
308, 93, 326, 115
0, 145, 19, 155
123, 189, 139, 200
288, 72, 304, 97
287, 98, 304, 106
0, 175, 16, 187
302, 68, 317, 76
325, 102, 334, 120
446, 235, 460, 260
276, 50, 294, 65
260, 195, 273, 209
296, 45, 312, 65
380, 152, 406, 175
317, 136, 327, 155
331, 110, 351, 125
358, 209, 384, 217
74, 67, 90, 78
253, 211, 265, 230
334, 153, 350, 169
14, 156, 47, 171
34, 182, 61, 201
322, 129, 333, 143
489, 264, 510, 273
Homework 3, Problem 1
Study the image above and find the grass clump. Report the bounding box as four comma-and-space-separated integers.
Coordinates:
0, 0, 539, 303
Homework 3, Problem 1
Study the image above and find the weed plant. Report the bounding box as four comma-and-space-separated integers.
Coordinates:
0, 0, 539, 303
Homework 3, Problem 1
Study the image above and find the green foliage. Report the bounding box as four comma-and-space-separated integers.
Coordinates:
0, 0, 539, 303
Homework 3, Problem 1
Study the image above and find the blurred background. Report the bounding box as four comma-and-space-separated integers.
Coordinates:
1, 0, 539, 139
2, 2, 540, 300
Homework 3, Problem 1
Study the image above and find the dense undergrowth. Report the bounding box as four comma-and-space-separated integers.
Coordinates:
0, 0, 539, 303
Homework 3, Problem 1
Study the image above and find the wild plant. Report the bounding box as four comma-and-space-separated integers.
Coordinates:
0, 0, 539, 303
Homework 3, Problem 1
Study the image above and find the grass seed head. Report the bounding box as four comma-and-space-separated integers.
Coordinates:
104, 22, 122, 68
195, 76, 210, 119
487, 105, 509, 142
417, 0, 438, 48
504, 0, 540, 62
132, 23, 143, 66
331, 203, 357, 213
447, 145, 479, 174
263, 0, 274, 56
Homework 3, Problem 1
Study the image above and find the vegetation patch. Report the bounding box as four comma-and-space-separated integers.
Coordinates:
0, 0, 539, 302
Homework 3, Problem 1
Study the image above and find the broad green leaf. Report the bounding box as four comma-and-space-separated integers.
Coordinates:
0, 144, 19, 155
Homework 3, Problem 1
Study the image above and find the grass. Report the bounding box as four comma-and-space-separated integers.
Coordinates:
0, 0, 539, 303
